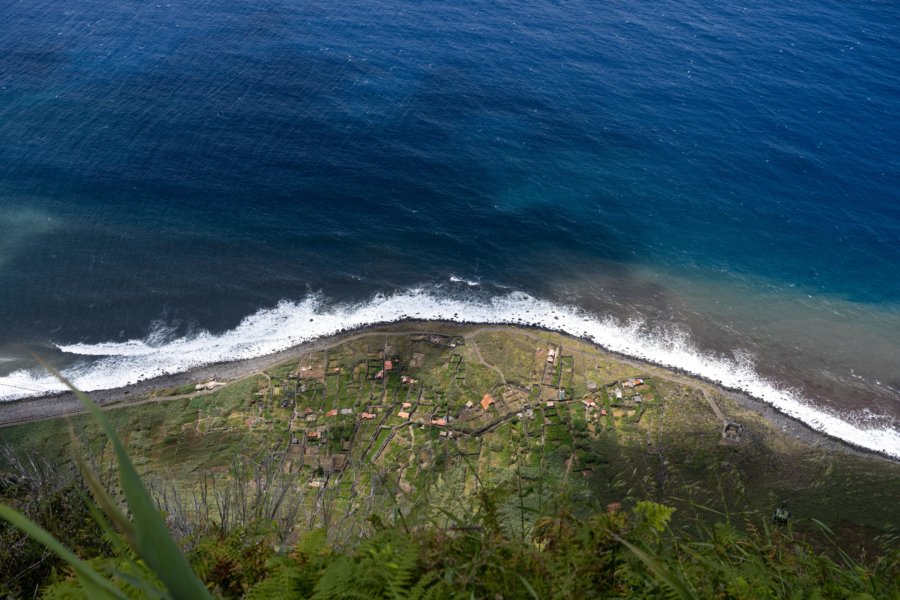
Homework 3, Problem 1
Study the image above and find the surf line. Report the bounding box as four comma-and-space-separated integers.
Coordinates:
0, 289, 897, 459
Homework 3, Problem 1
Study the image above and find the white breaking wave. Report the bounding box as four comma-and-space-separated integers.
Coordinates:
449, 275, 480, 286
1, 289, 897, 459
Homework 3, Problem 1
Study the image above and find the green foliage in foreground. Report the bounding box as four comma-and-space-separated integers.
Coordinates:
20, 499, 899, 600
0, 369, 210, 599
1, 380, 898, 598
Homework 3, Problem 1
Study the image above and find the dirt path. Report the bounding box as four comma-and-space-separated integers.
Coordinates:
701, 389, 728, 426
0, 329, 394, 429
0, 324, 582, 429
464, 334, 507, 385
1, 322, 891, 463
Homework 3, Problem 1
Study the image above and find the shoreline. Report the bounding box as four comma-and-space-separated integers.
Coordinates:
0, 320, 895, 464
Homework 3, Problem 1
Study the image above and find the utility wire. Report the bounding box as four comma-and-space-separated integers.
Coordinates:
0, 381, 45, 393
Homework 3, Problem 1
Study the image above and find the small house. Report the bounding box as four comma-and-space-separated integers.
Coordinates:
398, 411, 411, 420
195, 381, 224, 391
723, 421, 743, 441
773, 506, 790, 525
360, 412, 377, 420
481, 394, 495, 411
325, 409, 338, 417
546, 347, 558, 364
384, 360, 393, 371
430, 418, 448, 427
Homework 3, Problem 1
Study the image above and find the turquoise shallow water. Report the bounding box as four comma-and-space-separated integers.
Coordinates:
0, 0, 898, 454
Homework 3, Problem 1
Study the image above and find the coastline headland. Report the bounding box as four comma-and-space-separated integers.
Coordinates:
0, 320, 894, 464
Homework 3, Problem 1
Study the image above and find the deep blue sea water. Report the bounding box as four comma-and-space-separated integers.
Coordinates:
1, 0, 898, 455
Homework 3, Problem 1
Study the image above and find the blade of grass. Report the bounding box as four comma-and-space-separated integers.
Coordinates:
37, 359, 212, 599
110, 569, 171, 600
78, 488, 170, 598
516, 573, 542, 600
0, 505, 127, 600
609, 531, 698, 600
70, 427, 136, 543
80, 492, 138, 569
810, 518, 860, 570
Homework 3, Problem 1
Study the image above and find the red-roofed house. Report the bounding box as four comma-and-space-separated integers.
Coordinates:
325, 409, 338, 417
384, 360, 393, 371
481, 393, 494, 411
430, 418, 447, 427
398, 411, 410, 420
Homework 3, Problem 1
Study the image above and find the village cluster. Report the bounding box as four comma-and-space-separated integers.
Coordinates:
234, 332, 665, 479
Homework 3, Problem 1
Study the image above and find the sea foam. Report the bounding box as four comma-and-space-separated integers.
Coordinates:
449, 275, 481, 286
1, 289, 897, 459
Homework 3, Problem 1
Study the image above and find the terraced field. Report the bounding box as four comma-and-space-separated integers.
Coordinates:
2, 325, 898, 551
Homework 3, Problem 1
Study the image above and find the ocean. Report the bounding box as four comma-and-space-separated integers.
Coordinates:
1, 0, 898, 457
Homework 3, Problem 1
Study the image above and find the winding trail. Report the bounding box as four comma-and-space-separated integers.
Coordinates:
702, 389, 729, 427
0, 324, 717, 431
0, 329, 391, 429
0, 324, 876, 465
464, 334, 507, 385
